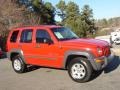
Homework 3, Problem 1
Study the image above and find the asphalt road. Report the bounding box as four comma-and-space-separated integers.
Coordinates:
0, 48, 120, 90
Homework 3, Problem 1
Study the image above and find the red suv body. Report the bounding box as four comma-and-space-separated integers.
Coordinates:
7, 25, 114, 82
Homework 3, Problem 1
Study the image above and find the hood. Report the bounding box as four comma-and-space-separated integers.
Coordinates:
60, 38, 109, 48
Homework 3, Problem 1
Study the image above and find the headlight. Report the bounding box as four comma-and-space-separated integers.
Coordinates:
97, 47, 103, 56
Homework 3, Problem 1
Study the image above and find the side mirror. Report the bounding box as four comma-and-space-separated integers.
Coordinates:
43, 38, 53, 44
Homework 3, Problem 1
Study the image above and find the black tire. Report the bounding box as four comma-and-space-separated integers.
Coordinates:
68, 57, 93, 83
12, 55, 27, 73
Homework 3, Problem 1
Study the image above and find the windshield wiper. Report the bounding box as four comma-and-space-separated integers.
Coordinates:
60, 37, 78, 41
70, 37, 78, 39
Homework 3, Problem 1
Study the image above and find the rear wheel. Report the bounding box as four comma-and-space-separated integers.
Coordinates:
12, 55, 27, 73
68, 57, 93, 83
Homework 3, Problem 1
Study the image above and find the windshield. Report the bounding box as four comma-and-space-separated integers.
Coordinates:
51, 27, 79, 41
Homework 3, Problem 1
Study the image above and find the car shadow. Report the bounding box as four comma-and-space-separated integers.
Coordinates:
104, 55, 120, 73
26, 65, 41, 73
90, 70, 103, 81
90, 55, 120, 81
26, 65, 66, 73
0, 52, 7, 59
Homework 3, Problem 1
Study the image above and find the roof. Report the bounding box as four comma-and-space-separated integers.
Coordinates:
12, 25, 62, 30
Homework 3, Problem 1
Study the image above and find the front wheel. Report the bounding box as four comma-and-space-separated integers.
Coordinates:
68, 57, 93, 83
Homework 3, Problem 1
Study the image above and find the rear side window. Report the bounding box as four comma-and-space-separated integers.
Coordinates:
20, 29, 33, 43
10, 30, 19, 42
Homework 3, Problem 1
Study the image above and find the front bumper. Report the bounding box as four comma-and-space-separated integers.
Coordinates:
94, 52, 114, 70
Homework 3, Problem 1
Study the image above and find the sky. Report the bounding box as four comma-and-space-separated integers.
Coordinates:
45, 0, 120, 21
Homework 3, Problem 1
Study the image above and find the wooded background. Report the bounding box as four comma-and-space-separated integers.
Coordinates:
0, 0, 119, 51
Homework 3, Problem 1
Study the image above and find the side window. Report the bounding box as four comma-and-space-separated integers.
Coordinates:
36, 30, 51, 43
10, 30, 19, 42
20, 29, 33, 43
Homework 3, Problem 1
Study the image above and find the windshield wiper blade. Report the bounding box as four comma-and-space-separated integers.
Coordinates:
70, 37, 78, 39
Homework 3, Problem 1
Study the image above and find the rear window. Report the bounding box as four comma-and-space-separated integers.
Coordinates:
10, 30, 19, 42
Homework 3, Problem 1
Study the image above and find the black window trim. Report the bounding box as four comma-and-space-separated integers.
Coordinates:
36, 29, 53, 43
10, 30, 19, 43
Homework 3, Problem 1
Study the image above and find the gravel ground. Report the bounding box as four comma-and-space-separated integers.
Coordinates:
0, 46, 120, 90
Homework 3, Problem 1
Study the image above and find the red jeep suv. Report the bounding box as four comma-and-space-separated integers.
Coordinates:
7, 25, 113, 82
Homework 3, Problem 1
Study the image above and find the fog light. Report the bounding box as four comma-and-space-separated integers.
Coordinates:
96, 59, 104, 64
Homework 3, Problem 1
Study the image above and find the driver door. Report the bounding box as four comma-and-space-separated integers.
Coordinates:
32, 29, 61, 67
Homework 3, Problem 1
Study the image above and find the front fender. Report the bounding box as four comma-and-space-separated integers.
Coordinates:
63, 50, 98, 70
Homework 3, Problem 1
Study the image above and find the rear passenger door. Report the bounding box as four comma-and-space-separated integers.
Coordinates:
19, 29, 34, 63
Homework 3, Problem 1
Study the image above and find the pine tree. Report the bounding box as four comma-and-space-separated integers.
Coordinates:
15, 0, 55, 24
56, 1, 95, 37
81, 5, 95, 34
64, 1, 81, 36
